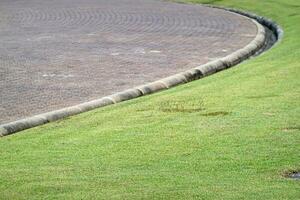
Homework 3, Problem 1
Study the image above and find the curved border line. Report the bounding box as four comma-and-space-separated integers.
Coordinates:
0, 6, 282, 137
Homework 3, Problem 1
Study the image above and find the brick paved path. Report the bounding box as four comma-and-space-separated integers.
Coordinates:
0, 0, 257, 124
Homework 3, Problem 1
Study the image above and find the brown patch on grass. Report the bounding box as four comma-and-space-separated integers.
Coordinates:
282, 126, 300, 132
200, 111, 230, 117
159, 99, 205, 113
246, 94, 279, 99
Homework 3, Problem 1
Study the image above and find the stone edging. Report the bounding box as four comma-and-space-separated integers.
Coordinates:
0, 6, 282, 137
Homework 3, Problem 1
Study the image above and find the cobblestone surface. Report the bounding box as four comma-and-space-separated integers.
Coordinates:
0, 0, 257, 124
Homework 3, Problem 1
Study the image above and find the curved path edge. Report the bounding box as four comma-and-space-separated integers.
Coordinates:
0, 6, 283, 137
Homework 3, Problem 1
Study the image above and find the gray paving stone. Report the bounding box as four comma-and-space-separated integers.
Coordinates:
0, 0, 258, 124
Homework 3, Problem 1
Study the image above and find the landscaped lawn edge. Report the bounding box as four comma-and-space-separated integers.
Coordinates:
0, 6, 281, 137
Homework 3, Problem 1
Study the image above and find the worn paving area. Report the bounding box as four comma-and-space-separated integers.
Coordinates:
0, 0, 257, 124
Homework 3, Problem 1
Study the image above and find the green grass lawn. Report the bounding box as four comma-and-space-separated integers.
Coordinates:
1, 0, 299, 199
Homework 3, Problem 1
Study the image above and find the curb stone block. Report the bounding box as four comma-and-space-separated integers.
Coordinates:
181, 69, 203, 81
197, 60, 224, 76
136, 82, 167, 95
109, 89, 143, 103
160, 74, 188, 88
77, 98, 114, 111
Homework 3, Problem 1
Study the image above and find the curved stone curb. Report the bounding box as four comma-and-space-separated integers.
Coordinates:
0, 7, 282, 137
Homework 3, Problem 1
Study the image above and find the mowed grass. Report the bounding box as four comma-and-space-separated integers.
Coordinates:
1, 0, 299, 199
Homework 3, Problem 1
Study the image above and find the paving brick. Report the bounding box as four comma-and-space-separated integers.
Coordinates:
0, 0, 257, 124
